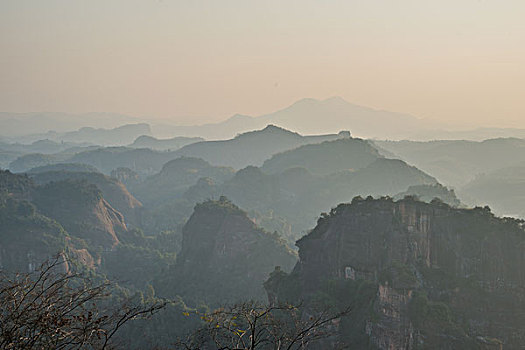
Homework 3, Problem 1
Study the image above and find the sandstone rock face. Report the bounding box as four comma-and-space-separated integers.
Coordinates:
68, 246, 96, 269
269, 197, 525, 349
164, 198, 297, 306
33, 180, 127, 249
31, 171, 143, 228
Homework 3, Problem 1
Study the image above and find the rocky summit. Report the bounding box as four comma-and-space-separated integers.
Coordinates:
160, 197, 297, 306
266, 196, 525, 349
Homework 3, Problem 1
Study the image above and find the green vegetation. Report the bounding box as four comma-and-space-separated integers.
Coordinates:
262, 138, 381, 175
5, 126, 525, 349
156, 197, 297, 307
395, 183, 461, 207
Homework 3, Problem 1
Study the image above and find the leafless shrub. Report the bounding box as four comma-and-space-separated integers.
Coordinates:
0, 255, 165, 349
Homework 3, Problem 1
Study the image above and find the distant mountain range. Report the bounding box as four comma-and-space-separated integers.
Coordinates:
129, 135, 204, 151
0, 112, 139, 137
5, 125, 352, 174
375, 138, 525, 187
5, 97, 525, 142
460, 163, 525, 218
152, 97, 431, 140
2, 123, 151, 146
173, 125, 351, 169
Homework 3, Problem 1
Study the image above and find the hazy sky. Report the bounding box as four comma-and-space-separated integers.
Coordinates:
1, 1, 524, 127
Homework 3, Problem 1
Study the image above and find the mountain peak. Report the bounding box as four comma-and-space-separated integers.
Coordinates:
323, 96, 348, 104
233, 124, 300, 140
261, 124, 294, 133
289, 96, 349, 108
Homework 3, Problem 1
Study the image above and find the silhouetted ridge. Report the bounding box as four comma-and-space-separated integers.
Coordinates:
261, 138, 381, 175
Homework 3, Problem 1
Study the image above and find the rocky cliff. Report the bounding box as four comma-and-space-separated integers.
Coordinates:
266, 197, 525, 349
0, 170, 96, 272
30, 170, 143, 227
33, 179, 127, 249
159, 197, 297, 306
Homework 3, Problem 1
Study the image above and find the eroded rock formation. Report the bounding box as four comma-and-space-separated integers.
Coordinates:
267, 197, 525, 349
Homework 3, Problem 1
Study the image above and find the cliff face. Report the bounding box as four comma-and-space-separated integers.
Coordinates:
162, 198, 297, 306
268, 198, 525, 349
33, 180, 127, 249
31, 171, 143, 227
1, 171, 92, 272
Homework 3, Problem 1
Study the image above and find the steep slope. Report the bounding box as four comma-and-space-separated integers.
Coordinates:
174, 125, 350, 169
33, 180, 127, 249
267, 197, 525, 349
0, 170, 95, 272
30, 170, 143, 227
0, 196, 68, 272
261, 138, 381, 175
158, 198, 297, 306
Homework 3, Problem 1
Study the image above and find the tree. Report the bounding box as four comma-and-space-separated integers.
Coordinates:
0, 255, 165, 349
176, 301, 351, 350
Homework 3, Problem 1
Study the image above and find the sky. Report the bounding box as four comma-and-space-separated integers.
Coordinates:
1, 0, 524, 127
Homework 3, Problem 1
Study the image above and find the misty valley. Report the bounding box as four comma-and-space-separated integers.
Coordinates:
2, 101, 525, 349
3, 1, 525, 348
